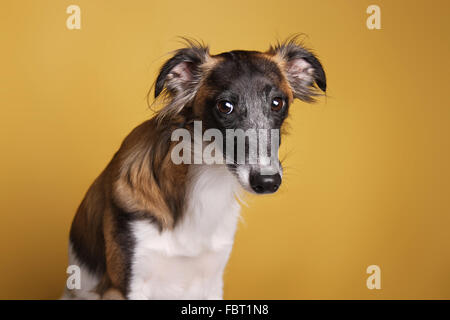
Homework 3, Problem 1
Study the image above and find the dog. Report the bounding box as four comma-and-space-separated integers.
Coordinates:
62, 38, 326, 300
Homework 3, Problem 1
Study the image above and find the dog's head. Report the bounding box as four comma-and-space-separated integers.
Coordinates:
154, 39, 326, 194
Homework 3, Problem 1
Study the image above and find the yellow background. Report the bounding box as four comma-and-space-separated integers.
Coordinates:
1, 0, 449, 299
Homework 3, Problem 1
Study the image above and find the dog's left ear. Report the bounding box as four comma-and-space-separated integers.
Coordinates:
155, 43, 210, 99
152, 41, 212, 122
268, 41, 326, 102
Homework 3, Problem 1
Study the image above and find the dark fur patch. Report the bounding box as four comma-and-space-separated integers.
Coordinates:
69, 174, 107, 276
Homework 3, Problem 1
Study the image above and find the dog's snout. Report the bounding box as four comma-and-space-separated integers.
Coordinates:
249, 171, 281, 194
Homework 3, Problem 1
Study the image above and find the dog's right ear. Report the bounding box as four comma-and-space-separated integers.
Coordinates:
155, 44, 210, 98
268, 37, 326, 102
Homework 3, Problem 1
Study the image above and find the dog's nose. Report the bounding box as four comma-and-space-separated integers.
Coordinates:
249, 172, 282, 194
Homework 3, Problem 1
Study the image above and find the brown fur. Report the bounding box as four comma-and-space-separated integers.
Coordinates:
70, 116, 192, 297
69, 53, 218, 296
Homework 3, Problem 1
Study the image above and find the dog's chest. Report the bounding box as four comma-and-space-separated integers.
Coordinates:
128, 165, 241, 299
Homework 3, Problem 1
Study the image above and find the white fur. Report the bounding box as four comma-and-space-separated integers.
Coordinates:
62, 164, 242, 300
128, 164, 242, 299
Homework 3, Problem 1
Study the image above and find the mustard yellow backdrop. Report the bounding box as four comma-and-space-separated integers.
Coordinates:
0, 0, 449, 299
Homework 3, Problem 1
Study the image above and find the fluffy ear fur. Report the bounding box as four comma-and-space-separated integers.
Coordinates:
152, 40, 211, 122
268, 37, 326, 102
154, 44, 210, 98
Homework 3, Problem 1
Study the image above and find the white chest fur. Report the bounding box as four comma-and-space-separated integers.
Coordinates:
128, 164, 242, 300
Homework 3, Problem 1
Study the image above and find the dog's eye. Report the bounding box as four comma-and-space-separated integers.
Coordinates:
271, 97, 284, 111
217, 101, 234, 115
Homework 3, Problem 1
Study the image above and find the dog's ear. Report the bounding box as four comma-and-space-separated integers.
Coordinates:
268, 40, 326, 102
155, 43, 210, 98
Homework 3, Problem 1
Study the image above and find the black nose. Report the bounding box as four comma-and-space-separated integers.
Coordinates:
249, 172, 282, 194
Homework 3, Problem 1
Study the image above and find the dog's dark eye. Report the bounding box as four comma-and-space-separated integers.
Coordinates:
271, 97, 284, 111
217, 101, 234, 115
